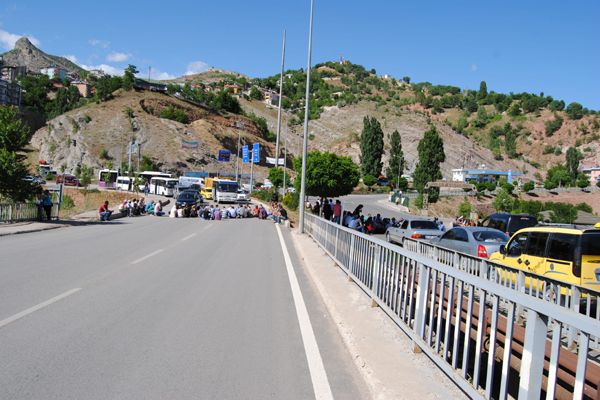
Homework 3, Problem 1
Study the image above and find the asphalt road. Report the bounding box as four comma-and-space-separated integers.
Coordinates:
0, 217, 369, 399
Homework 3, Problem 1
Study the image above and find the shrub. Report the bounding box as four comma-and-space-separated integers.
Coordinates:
282, 191, 299, 211
414, 193, 424, 209
545, 115, 563, 136
458, 197, 472, 218
160, 106, 190, 124
522, 181, 535, 192
61, 194, 75, 209
362, 175, 377, 187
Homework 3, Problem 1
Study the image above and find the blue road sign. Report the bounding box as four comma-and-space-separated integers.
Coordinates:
242, 145, 249, 163
252, 143, 260, 163
218, 149, 231, 162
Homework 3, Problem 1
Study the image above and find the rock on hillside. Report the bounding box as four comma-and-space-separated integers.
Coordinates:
0, 37, 83, 74
241, 99, 535, 179
30, 90, 276, 179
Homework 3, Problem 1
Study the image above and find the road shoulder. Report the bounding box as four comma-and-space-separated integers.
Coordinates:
289, 227, 467, 400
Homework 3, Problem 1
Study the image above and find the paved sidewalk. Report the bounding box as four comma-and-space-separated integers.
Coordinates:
289, 227, 466, 400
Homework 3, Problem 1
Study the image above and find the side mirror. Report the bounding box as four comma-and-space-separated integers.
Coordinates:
499, 245, 506, 255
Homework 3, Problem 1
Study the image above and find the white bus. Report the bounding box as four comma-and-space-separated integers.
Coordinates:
150, 177, 178, 197
213, 179, 239, 203
98, 169, 119, 189
139, 171, 172, 184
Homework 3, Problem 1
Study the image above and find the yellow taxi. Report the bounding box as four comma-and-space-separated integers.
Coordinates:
489, 225, 600, 293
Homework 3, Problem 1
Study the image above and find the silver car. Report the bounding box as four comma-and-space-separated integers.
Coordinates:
385, 218, 443, 245
431, 227, 508, 259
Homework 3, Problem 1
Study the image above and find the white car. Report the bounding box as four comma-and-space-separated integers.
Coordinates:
237, 189, 250, 202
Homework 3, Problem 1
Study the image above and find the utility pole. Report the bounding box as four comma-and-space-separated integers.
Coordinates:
274, 30, 286, 168
250, 147, 254, 194
299, 0, 315, 233
148, 66, 151, 81
235, 130, 241, 182
283, 120, 288, 191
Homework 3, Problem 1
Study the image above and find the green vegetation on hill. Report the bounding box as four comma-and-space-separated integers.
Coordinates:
254, 61, 599, 162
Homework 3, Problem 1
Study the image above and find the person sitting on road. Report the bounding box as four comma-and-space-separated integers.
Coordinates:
352, 204, 363, 218
145, 200, 154, 214
177, 205, 185, 218
169, 204, 177, 218
98, 200, 113, 221
228, 205, 237, 219
154, 201, 164, 216
348, 216, 364, 232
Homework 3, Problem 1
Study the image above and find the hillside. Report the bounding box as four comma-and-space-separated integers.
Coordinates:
251, 61, 600, 180
0, 37, 84, 75
29, 90, 276, 180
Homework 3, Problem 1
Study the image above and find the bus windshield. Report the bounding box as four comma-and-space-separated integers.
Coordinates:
216, 182, 238, 192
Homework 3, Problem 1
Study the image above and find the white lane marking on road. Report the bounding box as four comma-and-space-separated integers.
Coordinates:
275, 224, 334, 400
0, 288, 81, 329
181, 233, 197, 242
131, 249, 164, 265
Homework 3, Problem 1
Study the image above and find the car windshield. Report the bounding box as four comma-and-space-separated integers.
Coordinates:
473, 230, 508, 243
178, 193, 196, 200
582, 232, 600, 256
167, 181, 177, 188
411, 220, 438, 230
508, 216, 537, 232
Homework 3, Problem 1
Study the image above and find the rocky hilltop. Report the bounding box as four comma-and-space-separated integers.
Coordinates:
1, 37, 83, 74
29, 90, 276, 179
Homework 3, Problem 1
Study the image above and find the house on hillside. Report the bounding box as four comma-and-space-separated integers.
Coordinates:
0, 64, 27, 82
582, 166, 600, 183
40, 67, 68, 81
71, 80, 90, 97
263, 90, 279, 106
88, 69, 106, 78
0, 79, 22, 106
452, 167, 522, 184
224, 84, 239, 95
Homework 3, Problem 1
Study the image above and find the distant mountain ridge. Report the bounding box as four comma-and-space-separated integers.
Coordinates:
0, 37, 84, 75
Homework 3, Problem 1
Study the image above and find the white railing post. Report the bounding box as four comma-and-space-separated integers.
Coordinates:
414, 262, 429, 340
568, 286, 581, 349
518, 309, 548, 400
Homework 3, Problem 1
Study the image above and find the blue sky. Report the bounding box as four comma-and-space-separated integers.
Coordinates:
1, 1, 598, 108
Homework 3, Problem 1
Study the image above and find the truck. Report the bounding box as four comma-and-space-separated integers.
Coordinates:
213, 179, 239, 203
201, 177, 214, 200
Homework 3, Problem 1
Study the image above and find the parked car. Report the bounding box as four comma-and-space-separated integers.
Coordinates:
175, 190, 203, 207
385, 218, 443, 245
237, 189, 250, 202
56, 174, 80, 186
489, 226, 600, 293
431, 227, 509, 259
479, 213, 537, 236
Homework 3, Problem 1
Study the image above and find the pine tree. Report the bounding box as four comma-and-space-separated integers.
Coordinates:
566, 147, 582, 182
413, 125, 446, 202
386, 130, 405, 187
0, 107, 34, 201
478, 81, 488, 100
122, 64, 139, 91
359, 116, 384, 177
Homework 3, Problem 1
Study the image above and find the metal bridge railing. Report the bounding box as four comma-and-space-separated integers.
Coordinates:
305, 213, 600, 400
0, 203, 59, 223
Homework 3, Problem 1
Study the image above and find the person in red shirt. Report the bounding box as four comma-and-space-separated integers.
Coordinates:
98, 200, 113, 221
332, 200, 342, 224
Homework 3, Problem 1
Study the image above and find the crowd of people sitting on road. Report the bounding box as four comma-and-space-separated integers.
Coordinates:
100, 198, 288, 224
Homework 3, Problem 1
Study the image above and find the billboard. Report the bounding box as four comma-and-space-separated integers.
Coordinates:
218, 149, 231, 162
252, 143, 260, 163
242, 145, 249, 163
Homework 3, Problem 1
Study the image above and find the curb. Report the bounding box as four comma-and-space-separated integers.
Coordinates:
0, 224, 63, 237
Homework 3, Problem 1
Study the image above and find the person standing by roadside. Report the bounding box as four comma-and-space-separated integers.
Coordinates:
41, 190, 53, 221
322, 198, 332, 221
144, 182, 149, 197
332, 200, 342, 224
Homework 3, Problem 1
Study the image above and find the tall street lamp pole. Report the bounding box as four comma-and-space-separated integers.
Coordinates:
274, 30, 286, 168
299, 0, 315, 233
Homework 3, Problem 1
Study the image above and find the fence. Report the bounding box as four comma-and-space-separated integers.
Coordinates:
305, 213, 600, 400
0, 203, 59, 223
